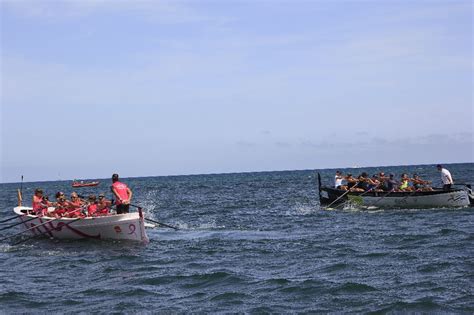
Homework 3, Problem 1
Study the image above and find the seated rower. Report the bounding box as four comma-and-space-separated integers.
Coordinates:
70, 192, 83, 206
42, 196, 53, 213
345, 174, 359, 191
32, 188, 48, 215
377, 172, 388, 186
399, 173, 414, 191
49, 195, 69, 218
355, 173, 370, 191
97, 193, 112, 216
87, 195, 98, 217
66, 192, 85, 218
412, 174, 433, 191
382, 174, 398, 191
368, 174, 383, 192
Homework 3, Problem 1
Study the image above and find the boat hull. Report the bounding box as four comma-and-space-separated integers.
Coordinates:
13, 207, 149, 243
319, 187, 471, 208
72, 182, 99, 187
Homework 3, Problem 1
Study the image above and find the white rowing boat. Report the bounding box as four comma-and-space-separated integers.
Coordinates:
13, 206, 149, 243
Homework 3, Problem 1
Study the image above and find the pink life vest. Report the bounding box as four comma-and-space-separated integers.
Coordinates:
97, 201, 110, 215
112, 181, 129, 205
87, 204, 98, 216
32, 196, 44, 214
68, 200, 82, 209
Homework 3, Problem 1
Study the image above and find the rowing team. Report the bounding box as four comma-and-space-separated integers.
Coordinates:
32, 189, 112, 218
334, 171, 434, 192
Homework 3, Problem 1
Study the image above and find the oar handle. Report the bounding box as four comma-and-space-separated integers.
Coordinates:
0, 215, 23, 224
0, 215, 37, 232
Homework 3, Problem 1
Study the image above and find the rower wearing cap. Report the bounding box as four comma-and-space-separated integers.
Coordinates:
97, 193, 112, 216
111, 174, 132, 214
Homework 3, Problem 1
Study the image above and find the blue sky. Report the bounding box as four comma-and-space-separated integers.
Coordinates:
1, 0, 472, 183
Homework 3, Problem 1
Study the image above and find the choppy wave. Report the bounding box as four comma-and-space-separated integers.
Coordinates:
0, 164, 473, 312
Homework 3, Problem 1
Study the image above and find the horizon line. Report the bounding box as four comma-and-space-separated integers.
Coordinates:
1, 161, 472, 185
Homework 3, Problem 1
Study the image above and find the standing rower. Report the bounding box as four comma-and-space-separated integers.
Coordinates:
111, 173, 133, 214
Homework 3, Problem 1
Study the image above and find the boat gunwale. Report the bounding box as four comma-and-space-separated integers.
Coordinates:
13, 206, 141, 225
319, 186, 466, 198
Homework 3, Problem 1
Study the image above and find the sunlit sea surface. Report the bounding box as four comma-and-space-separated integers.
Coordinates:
1, 163, 473, 313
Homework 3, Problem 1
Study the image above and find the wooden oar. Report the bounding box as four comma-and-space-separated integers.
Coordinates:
0, 215, 38, 232
0, 215, 23, 224
128, 204, 179, 230
144, 218, 179, 230
333, 184, 381, 210
325, 185, 358, 209
0, 210, 81, 243
12, 218, 81, 246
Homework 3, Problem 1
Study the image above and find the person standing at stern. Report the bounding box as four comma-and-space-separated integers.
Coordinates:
111, 173, 133, 214
437, 164, 454, 191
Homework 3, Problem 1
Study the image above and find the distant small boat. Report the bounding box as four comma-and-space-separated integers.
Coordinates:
72, 181, 100, 187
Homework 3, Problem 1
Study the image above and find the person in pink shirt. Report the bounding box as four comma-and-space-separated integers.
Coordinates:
66, 192, 84, 218
97, 193, 112, 216
111, 173, 133, 214
87, 195, 98, 217
50, 195, 68, 218
32, 188, 47, 215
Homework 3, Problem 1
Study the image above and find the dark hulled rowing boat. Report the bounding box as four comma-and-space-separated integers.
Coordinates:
317, 173, 474, 209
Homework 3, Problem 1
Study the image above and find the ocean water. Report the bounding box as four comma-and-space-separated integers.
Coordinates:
0, 163, 473, 313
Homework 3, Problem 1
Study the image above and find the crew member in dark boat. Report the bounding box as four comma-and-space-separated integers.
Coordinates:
382, 174, 398, 191
334, 171, 344, 189
345, 174, 359, 191
355, 172, 370, 191
412, 174, 433, 191
437, 164, 454, 191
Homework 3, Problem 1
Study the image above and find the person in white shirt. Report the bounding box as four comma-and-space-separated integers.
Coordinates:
334, 171, 344, 189
437, 164, 454, 191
